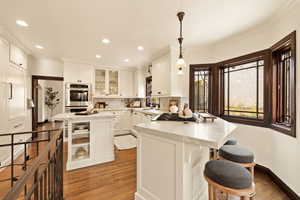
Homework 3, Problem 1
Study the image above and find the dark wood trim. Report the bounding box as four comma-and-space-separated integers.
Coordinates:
189, 64, 218, 115
31, 75, 64, 131
270, 31, 296, 137
219, 49, 271, 127
255, 164, 300, 200
32, 75, 64, 81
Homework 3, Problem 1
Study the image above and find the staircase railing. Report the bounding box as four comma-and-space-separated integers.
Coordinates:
0, 129, 64, 200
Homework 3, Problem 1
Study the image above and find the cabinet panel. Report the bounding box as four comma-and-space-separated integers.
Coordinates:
95, 69, 107, 96
120, 70, 134, 97
9, 44, 27, 69
7, 65, 26, 120
64, 62, 94, 84
0, 38, 9, 132
152, 54, 170, 96
108, 70, 119, 95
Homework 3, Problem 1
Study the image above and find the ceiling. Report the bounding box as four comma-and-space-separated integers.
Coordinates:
0, 0, 291, 67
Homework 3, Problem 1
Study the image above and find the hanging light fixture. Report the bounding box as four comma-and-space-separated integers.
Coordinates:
176, 11, 186, 75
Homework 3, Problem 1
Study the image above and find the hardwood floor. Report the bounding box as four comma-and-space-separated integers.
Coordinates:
0, 122, 291, 200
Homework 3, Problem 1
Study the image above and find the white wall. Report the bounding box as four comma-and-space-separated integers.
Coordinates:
207, 1, 300, 195
29, 56, 64, 77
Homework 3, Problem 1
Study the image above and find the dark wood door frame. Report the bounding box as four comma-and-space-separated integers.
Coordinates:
32, 75, 64, 131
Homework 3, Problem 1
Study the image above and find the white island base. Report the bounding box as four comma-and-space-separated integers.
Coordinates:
53, 113, 116, 171
134, 120, 237, 200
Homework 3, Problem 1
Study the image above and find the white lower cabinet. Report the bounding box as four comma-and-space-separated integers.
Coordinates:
67, 119, 114, 170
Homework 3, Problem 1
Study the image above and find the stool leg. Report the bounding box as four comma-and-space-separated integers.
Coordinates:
208, 184, 214, 200
241, 196, 250, 200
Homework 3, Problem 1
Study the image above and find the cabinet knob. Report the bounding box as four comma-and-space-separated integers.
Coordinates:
158, 91, 161, 95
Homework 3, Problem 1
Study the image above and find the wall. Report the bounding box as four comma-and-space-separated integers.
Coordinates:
29, 56, 64, 77
208, 1, 300, 195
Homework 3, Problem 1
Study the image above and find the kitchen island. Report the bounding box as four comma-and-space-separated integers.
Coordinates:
133, 118, 237, 200
53, 112, 117, 170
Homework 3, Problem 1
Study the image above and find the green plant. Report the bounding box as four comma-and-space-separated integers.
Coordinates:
45, 87, 60, 118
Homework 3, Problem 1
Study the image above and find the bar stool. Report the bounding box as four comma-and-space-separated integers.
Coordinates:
224, 139, 238, 145
210, 139, 237, 160
219, 145, 255, 181
204, 160, 255, 200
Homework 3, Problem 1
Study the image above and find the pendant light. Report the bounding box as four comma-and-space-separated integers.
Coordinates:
176, 11, 186, 75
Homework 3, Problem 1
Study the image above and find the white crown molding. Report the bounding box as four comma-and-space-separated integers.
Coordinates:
61, 57, 137, 71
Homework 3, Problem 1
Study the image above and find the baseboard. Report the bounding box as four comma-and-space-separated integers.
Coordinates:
255, 164, 300, 200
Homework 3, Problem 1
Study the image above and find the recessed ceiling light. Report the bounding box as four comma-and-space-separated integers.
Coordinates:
35, 45, 44, 49
102, 38, 111, 44
137, 46, 144, 51
124, 59, 130, 63
16, 20, 28, 27
96, 54, 102, 59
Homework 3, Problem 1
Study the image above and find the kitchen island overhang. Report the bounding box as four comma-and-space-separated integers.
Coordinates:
133, 118, 237, 200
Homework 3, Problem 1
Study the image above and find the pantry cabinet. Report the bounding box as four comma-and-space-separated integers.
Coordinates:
0, 37, 27, 133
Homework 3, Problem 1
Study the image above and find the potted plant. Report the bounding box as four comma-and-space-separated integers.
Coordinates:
45, 87, 60, 122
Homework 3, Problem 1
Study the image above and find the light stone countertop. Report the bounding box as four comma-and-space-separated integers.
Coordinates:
52, 112, 117, 121
134, 118, 237, 149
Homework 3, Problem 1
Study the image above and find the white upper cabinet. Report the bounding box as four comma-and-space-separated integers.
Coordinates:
134, 69, 146, 98
119, 70, 134, 97
152, 54, 171, 96
64, 62, 94, 84
94, 69, 119, 97
9, 44, 27, 69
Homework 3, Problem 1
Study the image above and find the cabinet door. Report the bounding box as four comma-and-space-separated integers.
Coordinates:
0, 38, 9, 132
134, 70, 146, 98
64, 62, 94, 83
10, 44, 27, 69
7, 65, 26, 120
120, 70, 134, 97
152, 54, 170, 96
108, 70, 119, 96
95, 69, 107, 96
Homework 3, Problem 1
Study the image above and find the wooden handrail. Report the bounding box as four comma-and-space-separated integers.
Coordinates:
2, 129, 63, 200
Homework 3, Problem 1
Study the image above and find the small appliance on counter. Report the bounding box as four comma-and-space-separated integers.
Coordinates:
95, 102, 108, 109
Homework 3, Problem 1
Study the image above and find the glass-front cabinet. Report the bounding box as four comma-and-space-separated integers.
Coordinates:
69, 121, 91, 162
95, 69, 106, 96
94, 69, 119, 97
109, 70, 118, 95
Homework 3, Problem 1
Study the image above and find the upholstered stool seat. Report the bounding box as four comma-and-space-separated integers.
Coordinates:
224, 139, 238, 145
219, 145, 254, 163
204, 160, 252, 190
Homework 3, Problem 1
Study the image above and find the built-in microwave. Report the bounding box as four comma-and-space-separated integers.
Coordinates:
65, 83, 91, 107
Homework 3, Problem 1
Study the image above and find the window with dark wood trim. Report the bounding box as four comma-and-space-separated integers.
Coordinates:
189, 31, 296, 137
271, 31, 296, 137
220, 50, 271, 126
190, 65, 213, 113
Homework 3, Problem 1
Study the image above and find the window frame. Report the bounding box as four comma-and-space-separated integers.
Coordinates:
188, 31, 296, 137
189, 63, 219, 116
219, 50, 271, 127
270, 31, 297, 137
